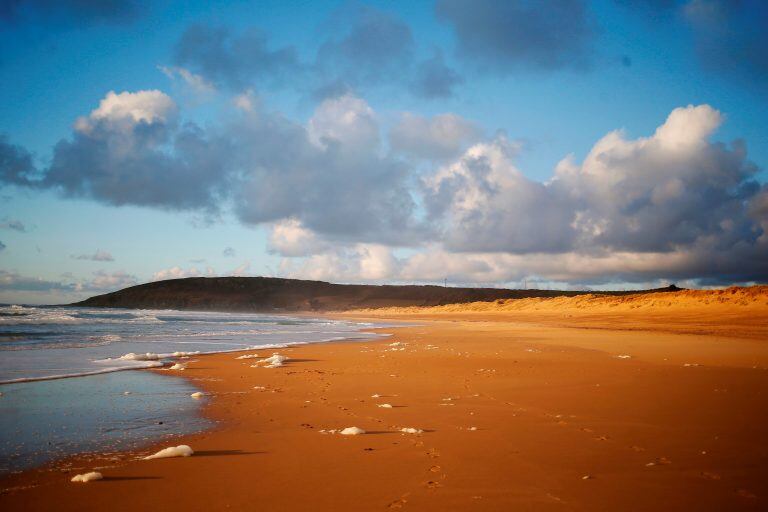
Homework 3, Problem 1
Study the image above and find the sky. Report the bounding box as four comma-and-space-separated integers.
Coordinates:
0, 0, 766, 304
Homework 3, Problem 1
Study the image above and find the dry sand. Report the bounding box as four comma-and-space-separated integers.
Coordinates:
1, 287, 767, 511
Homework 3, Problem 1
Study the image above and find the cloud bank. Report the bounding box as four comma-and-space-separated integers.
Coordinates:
0, 87, 765, 287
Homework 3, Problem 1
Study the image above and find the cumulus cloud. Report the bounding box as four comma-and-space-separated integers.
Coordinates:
307, 94, 379, 153
436, 0, 595, 71
231, 93, 423, 244
390, 112, 482, 160
268, 219, 329, 257
419, 105, 763, 259
280, 243, 401, 282
152, 265, 215, 282
0, 89, 424, 245
0, 240, 5, 251
79, 270, 137, 291
72, 249, 114, 262
29, 89, 235, 211
1, 88, 765, 286
279, 104, 766, 285
424, 134, 573, 253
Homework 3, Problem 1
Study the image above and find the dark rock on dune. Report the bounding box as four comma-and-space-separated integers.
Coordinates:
73, 276, 682, 312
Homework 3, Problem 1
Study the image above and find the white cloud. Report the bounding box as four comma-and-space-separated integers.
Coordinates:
274, 103, 766, 285
279, 243, 400, 283
159, 65, 215, 94
80, 270, 137, 291
268, 218, 329, 257
307, 93, 379, 153
75, 90, 177, 133
151, 265, 215, 281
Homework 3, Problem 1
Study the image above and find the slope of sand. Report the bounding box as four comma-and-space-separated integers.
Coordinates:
1, 287, 767, 511
350, 286, 768, 340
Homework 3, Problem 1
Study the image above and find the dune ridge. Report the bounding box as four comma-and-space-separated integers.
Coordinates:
350, 286, 768, 315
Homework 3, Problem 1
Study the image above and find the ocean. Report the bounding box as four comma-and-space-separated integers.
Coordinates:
0, 305, 387, 473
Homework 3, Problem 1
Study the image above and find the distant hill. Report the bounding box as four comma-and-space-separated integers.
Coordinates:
73, 276, 682, 312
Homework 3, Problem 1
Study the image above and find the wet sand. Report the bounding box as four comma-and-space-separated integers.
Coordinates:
2, 290, 767, 511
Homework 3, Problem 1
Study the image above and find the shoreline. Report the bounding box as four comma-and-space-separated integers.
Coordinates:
0, 316, 396, 475
2, 309, 768, 510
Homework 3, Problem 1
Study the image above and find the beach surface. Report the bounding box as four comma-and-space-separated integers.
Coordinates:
2, 287, 767, 511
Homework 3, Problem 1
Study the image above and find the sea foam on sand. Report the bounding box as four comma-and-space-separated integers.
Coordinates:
400, 428, 423, 434
143, 445, 194, 460
255, 354, 288, 368
340, 427, 366, 435
118, 352, 160, 361
190, 392, 204, 399
71, 471, 103, 482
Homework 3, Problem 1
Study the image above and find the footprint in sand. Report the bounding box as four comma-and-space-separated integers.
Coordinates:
426, 448, 440, 459
387, 495, 410, 509
429, 465, 442, 473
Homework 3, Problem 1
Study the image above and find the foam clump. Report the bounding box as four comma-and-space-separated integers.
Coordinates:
236, 354, 261, 360
615, 354, 632, 359
169, 363, 187, 370
172, 351, 200, 358
400, 428, 423, 434
340, 427, 366, 435
71, 471, 103, 483
377, 403, 393, 408
190, 392, 204, 399
119, 352, 160, 361
143, 445, 194, 460
256, 354, 288, 368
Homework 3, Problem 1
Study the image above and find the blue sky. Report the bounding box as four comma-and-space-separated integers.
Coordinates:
1, 0, 766, 304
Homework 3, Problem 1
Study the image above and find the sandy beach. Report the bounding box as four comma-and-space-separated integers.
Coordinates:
2, 288, 767, 511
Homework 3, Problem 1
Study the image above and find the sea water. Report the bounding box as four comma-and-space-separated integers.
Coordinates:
0, 305, 387, 473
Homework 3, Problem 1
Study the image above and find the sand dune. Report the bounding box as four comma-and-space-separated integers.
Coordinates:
352, 286, 768, 314
349, 286, 768, 340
